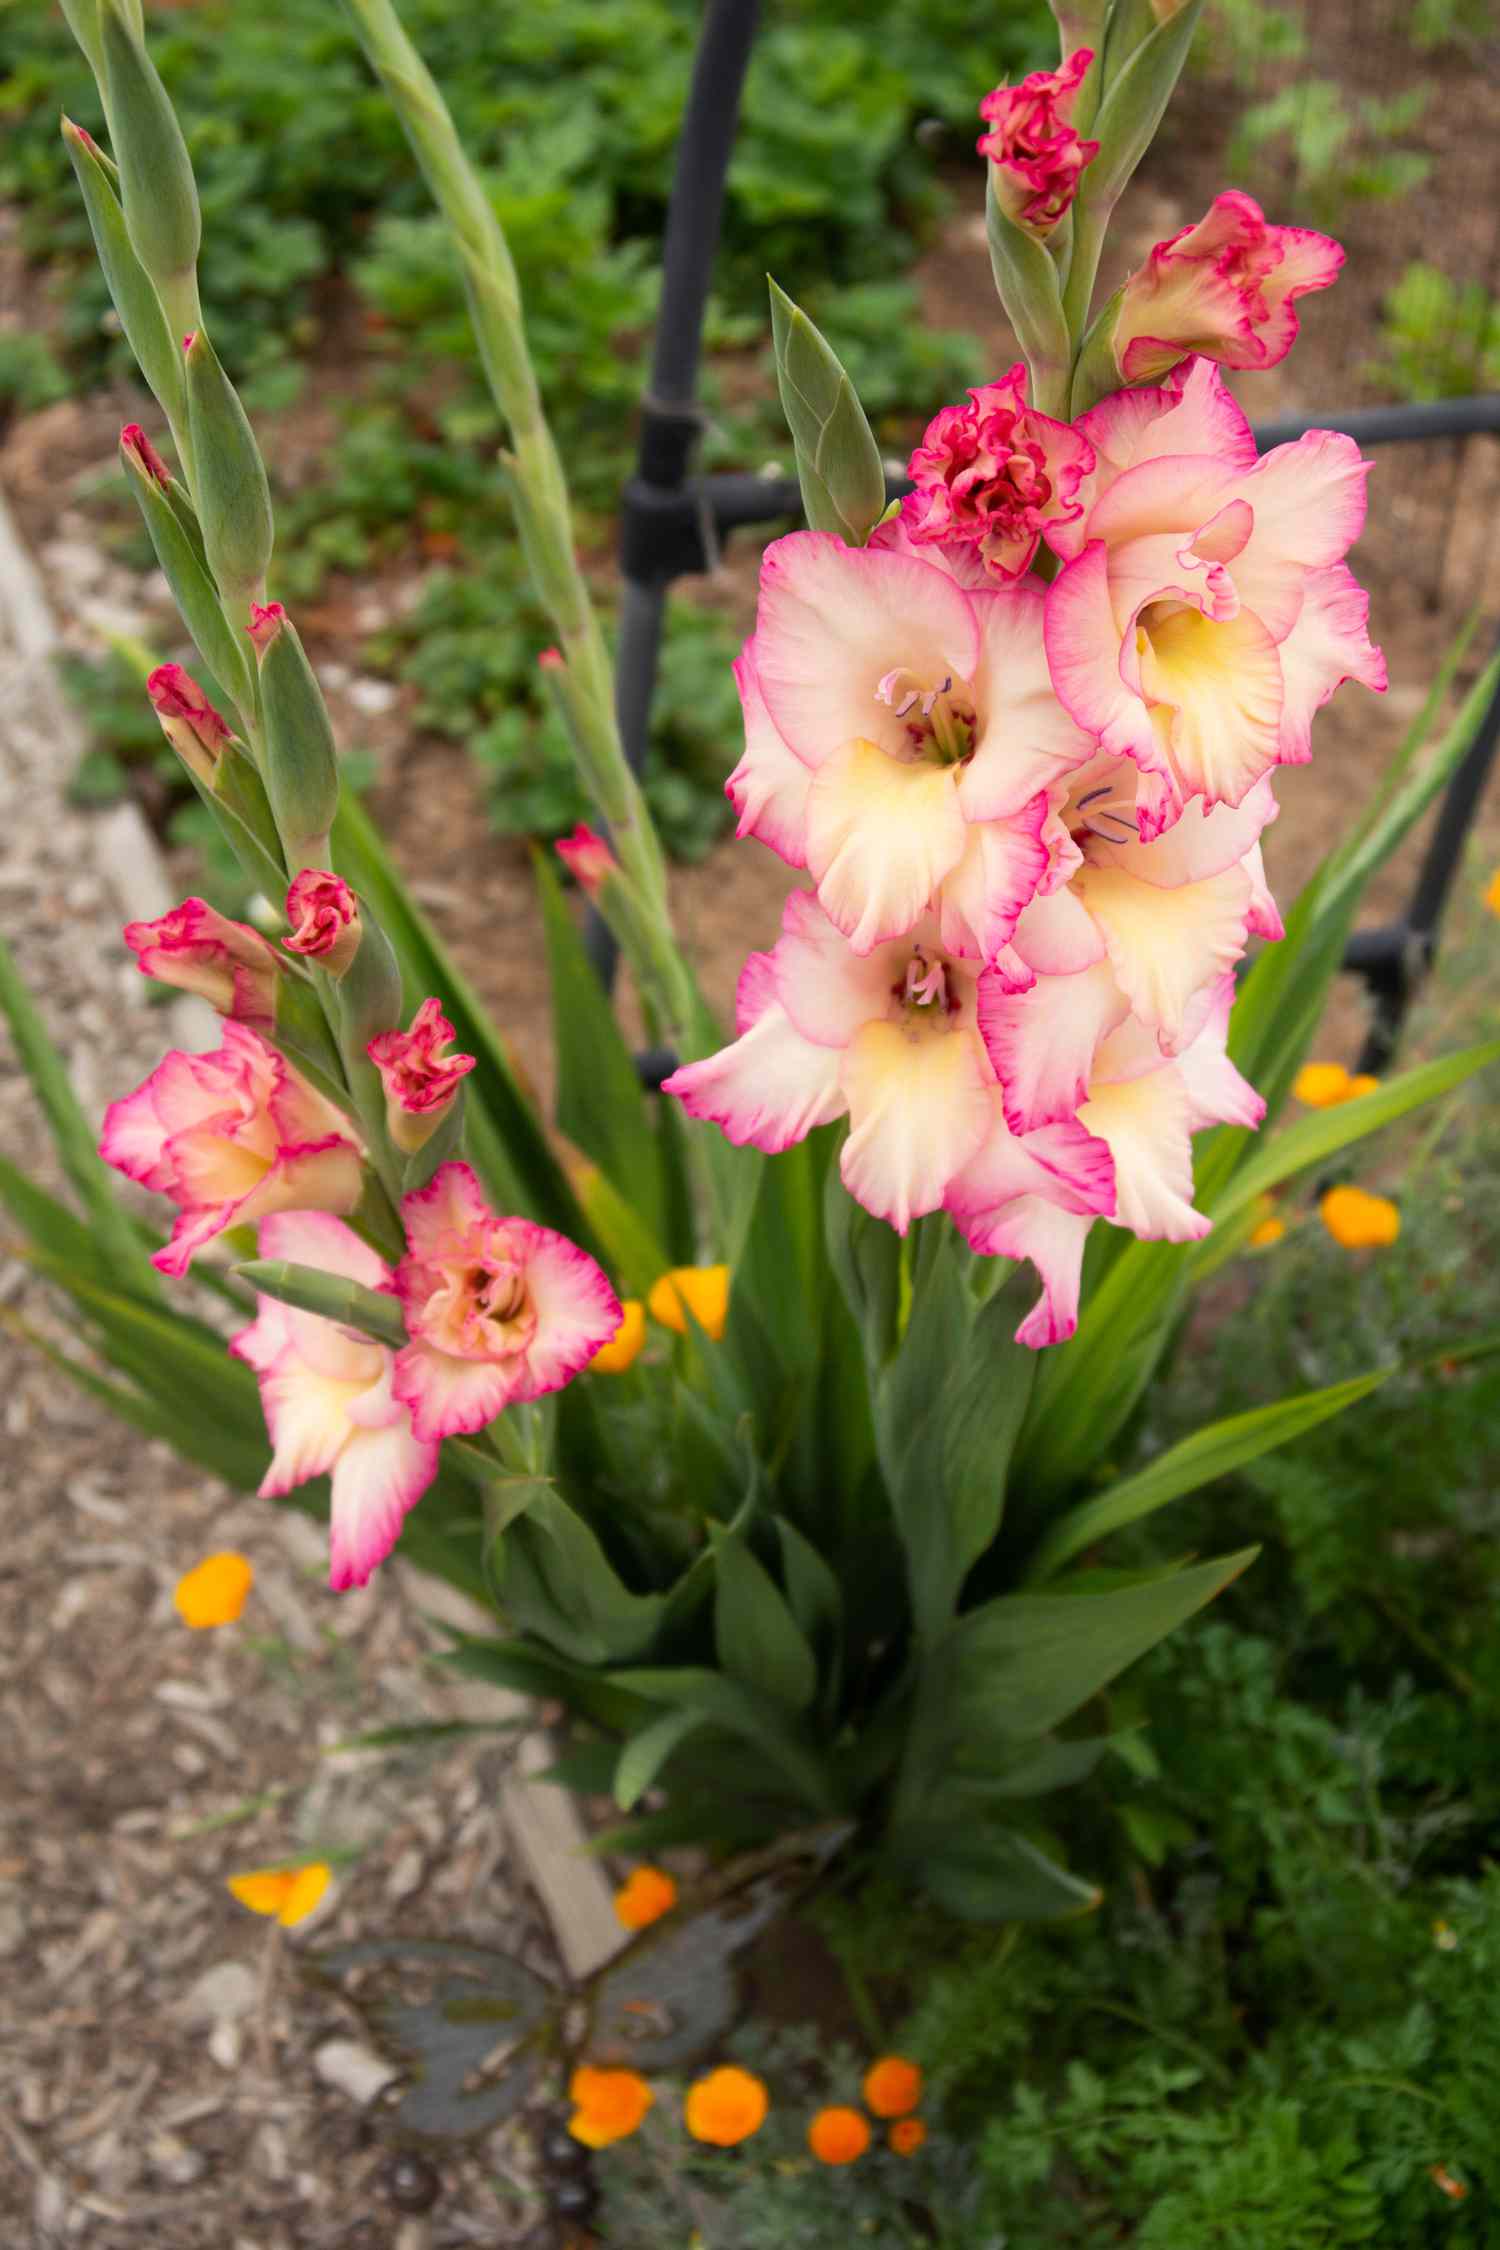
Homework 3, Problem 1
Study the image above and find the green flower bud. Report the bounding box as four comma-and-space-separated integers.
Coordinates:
64, 120, 187, 436
768, 279, 887, 548
249, 604, 341, 872
119, 425, 254, 715
183, 330, 274, 606
98, 0, 200, 317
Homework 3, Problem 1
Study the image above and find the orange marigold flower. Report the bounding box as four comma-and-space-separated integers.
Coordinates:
807, 2105, 870, 2165
1249, 1215, 1285, 1249
614, 1864, 678, 1930
226, 1861, 330, 1926
862, 2055, 923, 2118
568, 2064, 654, 2149
888, 2116, 928, 2156
1320, 1184, 1400, 1250
648, 1264, 730, 1341
1346, 1073, 1380, 1099
590, 1299, 646, 1374
174, 1550, 254, 1628
684, 2065, 769, 2147
1293, 1061, 1353, 1109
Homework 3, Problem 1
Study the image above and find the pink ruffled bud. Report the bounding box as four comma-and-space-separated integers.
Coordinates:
124, 898, 282, 1031
390, 1162, 621, 1442
1112, 191, 1344, 384
247, 601, 285, 658
977, 50, 1098, 235
121, 423, 172, 490
283, 870, 361, 977
904, 366, 1096, 581
537, 646, 564, 672
99, 1021, 364, 1278
367, 998, 477, 1153
555, 823, 616, 897
146, 663, 232, 784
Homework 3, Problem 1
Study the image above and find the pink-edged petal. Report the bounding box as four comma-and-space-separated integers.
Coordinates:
1008, 882, 1108, 976
1242, 840, 1283, 941
256, 1209, 392, 1291
251, 1360, 369, 1497
960, 583, 1096, 819
838, 1022, 993, 1234
947, 1094, 1116, 1225
1236, 429, 1371, 577
726, 644, 813, 867
936, 800, 1052, 960
1086, 455, 1240, 554
235, 1139, 366, 1230
1044, 543, 1158, 763
772, 888, 906, 1048
1089, 776, 1278, 887
153, 1199, 245, 1278
1273, 562, 1386, 762
327, 1419, 440, 1591
391, 1339, 524, 1443
1172, 973, 1266, 1133
805, 737, 968, 953
753, 532, 981, 766
399, 1160, 494, 1267
956, 1190, 1094, 1348
979, 956, 1130, 1132
506, 1222, 623, 1397
1137, 602, 1287, 811
1072, 859, 1252, 1051
662, 1000, 846, 1153
734, 948, 779, 1036
1060, 359, 1258, 551
1077, 1064, 1209, 1243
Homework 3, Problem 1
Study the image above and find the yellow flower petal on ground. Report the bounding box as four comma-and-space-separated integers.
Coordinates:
174, 1550, 254, 1628
1320, 1184, 1400, 1249
589, 1298, 646, 1374
862, 2055, 923, 2119
1292, 1061, 1353, 1109
889, 2116, 928, 2155
648, 1265, 730, 1341
808, 2105, 870, 2164
613, 1864, 678, 1930
683, 2065, 769, 2146
1484, 868, 1500, 918
568, 2065, 654, 2148
226, 1861, 331, 1925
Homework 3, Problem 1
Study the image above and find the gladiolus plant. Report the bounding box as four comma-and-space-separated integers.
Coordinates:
4, 0, 1498, 1933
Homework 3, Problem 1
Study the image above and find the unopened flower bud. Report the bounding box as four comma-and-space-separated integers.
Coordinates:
367, 999, 476, 1154
124, 897, 281, 1029
98, 0, 201, 309
537, 645, 564, 672
251, 603, 340, 872
555, 823, 616, 897
120, 422, 172, 490
1112, 192, 1343, 383
247, 600, 284, 655
146, 663, 231, 784
183, 328, 274, 605
978, 50, 1098, 236
284, 870, 361, 977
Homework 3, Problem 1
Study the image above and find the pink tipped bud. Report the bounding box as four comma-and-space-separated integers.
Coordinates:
65, 120, 102, 157
247, 600, 285, 657
123, 898, 281, 1030
146, 663, 231, 783
537, 645, 564, 672
120, 423, 172, 490
182, 331, 197, 354
977, 50, 1098, 236
555, 823, 616, 897
367, 998, 476, 1154
283, 870, 361, 977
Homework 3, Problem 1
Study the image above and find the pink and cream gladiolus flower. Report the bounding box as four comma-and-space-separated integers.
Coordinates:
727, 533, 1094, 960
903, 366, 1096, 583
124, 897, 282, 1032
391, 1162, 621, 1441
284, 869, 361, 975
977, 50, 1099, 235
146, 663, 232, 785
1113, 192, 1343, 385
949, 975, 1264, 1345
981, 752, 1281, 1126
663, 889, 1114, 1241
367, 998, 476, 1154
1044, 358, 1386, 835
99, 1021, 364, 1277
231, 1212, 438, 1590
